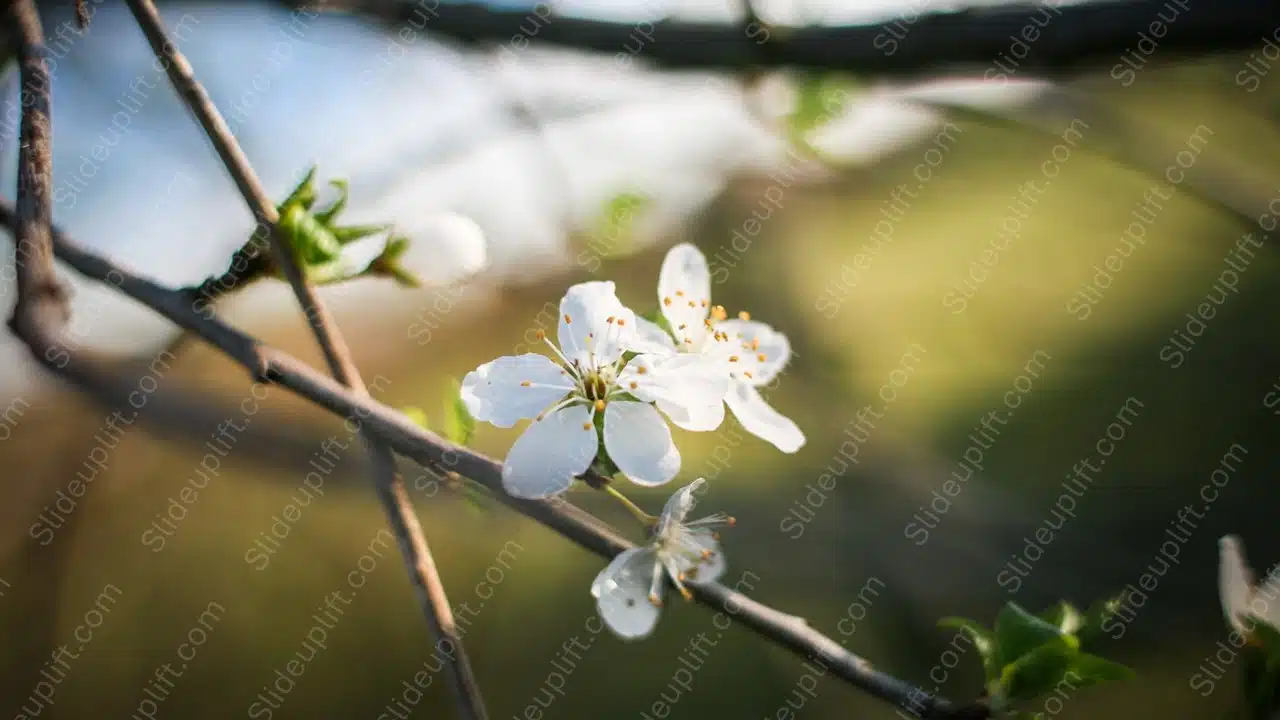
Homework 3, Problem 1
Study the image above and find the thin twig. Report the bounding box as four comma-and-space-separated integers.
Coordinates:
121, 2, 488, 717
300, 0, 1277, 78
1, 203, 978, 720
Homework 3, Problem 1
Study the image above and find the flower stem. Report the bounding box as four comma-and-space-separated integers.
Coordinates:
604, 485, 657, 527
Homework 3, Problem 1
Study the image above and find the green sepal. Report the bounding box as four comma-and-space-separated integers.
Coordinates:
441, 378, 476, 447
314, 178, 349, 225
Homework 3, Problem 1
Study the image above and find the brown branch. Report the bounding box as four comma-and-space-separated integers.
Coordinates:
1, 201, 979, 720
5, 0, 68, 350
304, 0, 1276, 79
120, 2, 488, 717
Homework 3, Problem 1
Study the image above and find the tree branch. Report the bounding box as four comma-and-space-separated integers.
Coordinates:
121, 2, 488, 717
5, 0, 68, 352
1, 201, 980, 720
307, 0, 1276, 78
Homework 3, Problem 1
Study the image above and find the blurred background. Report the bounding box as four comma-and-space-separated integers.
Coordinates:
1, 0, 1279, 717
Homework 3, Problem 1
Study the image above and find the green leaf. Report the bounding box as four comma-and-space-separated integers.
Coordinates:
938, 617, 1000, 682
1039, 601, 1086, 636
314, 178, 349, 225
999, 636, 1077, 704
280, 165, 319, 211
591, 192, 650, 260
279, 203, 343, 265
365, 236, 421, 288
1065, 652, 1134, 688
332, 223, 393, 245
401, 406, 430, 430
442, 379, 475, 446
995, 603, 1069, 670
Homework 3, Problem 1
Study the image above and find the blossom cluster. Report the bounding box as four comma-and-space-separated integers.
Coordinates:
459, 243, 805, 638
460, 242, 804, 500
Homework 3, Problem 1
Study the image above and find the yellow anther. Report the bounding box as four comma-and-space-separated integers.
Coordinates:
582, 422, 592, 430
727, 517, 737, 526
564, 314, 572, 324
700, 299, 708, 307
675, 290, 685, 297
704, 319, 714, 328
679, 586, 693, 601
729, 355, 739, 362
743, 371, 753, 379
688, 301, 696, 308
738, 310, 750, 321
757, 354, 767, 362
606, 316, 615, 324
637, 366, 648, 374
663, 297, 672, 306
594, 399, 606, 412
684, 338, 694, 345
751, 338, 760, 350
677, 572, 687, 582
700, 549, 713, 559
535, 329, 546, 340
711, 305, 727, 321
520, 380, 531, 387
648, 593, 663, 607
617, 318, 626, 326
629, 382, 638, 390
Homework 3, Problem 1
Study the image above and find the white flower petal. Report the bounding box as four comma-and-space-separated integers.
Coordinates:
627, 316, 678, 355
1220, 535, 1256, 634
657, 478, 707, 532
621, 354, 729, 428
604, 401, 680, 487
716, 319, 792, 386
725, 382, 805, 453
657, 398, 725, 432
502, 405, 598, 499
558, 281, 635, 367
657, 243, 712, 346
460, 354, 573, 428
591, 547, 661, 640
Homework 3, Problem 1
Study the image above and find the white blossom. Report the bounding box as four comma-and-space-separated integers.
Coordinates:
461, 282, 727, 498
590, 479, 732, 639
633, 242, 805, 453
